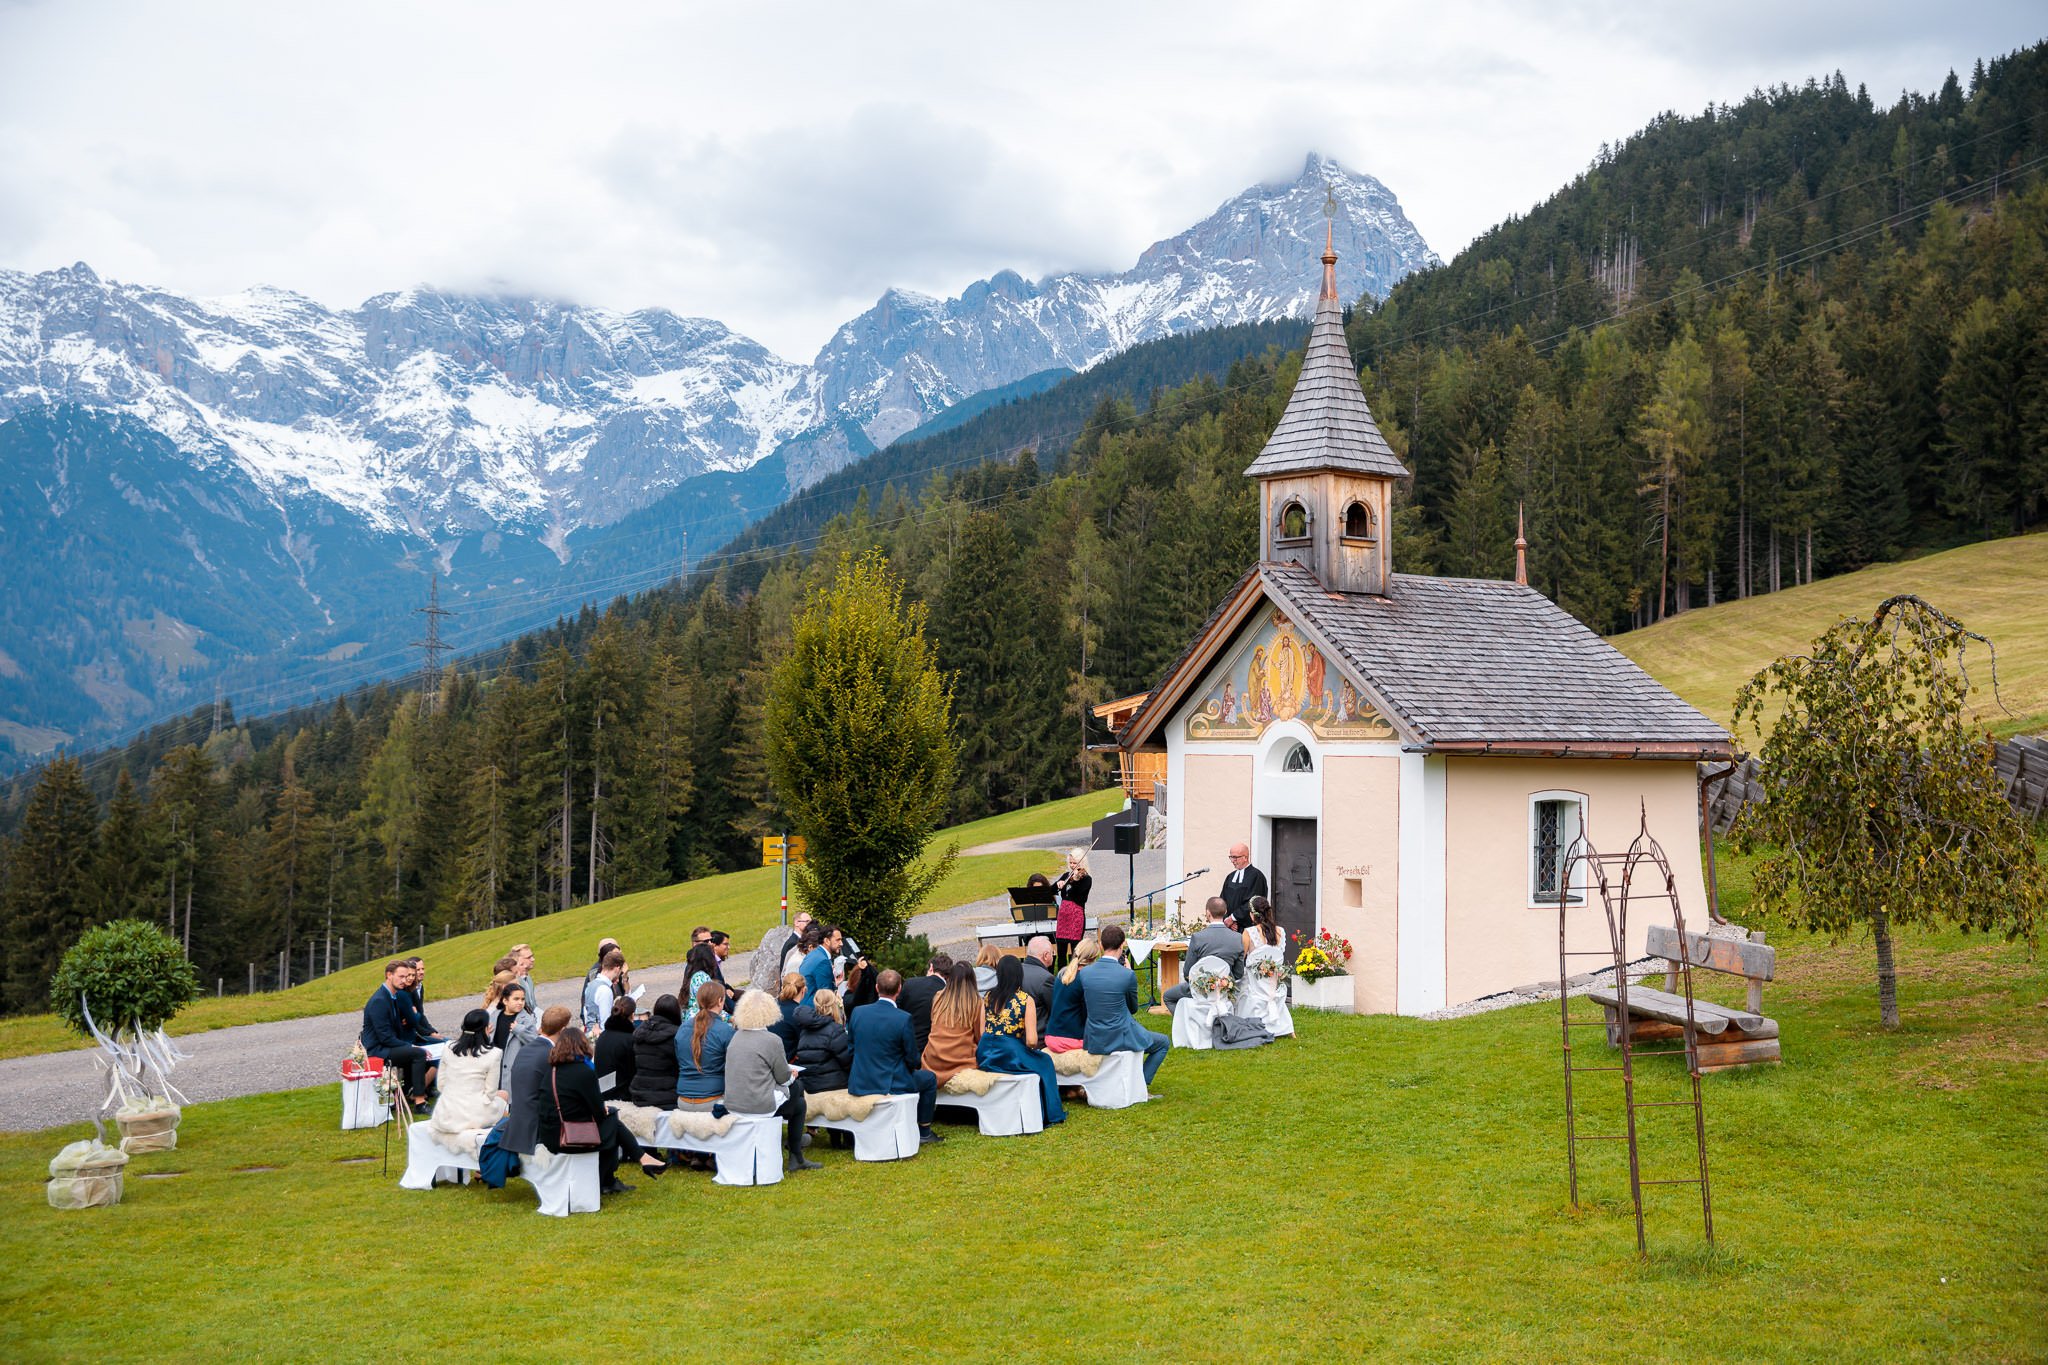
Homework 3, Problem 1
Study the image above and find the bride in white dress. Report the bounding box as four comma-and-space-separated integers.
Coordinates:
1236, 898, 1295, 1038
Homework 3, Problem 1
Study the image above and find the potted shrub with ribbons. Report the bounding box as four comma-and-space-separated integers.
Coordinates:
51, 919, 200, 1154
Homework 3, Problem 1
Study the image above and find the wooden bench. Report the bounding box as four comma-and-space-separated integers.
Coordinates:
1587, 925, 1781, 1072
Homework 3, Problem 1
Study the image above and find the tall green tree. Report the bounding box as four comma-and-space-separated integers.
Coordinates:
2, 758, 101, 1011
764, 551, 959, 950
93, 768, 157, 922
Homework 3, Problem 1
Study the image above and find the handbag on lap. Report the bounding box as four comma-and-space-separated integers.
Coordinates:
550, 1070, 604, 1153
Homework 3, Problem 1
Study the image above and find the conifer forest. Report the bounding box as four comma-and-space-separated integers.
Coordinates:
3, 49, 2046, 1009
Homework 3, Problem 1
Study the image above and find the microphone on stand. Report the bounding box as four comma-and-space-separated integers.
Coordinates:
1188, 867, 1211, 877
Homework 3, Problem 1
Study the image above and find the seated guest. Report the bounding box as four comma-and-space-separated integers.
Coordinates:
431, 1009, 509, 1139
897, 953, 953, 1059
1160, 897, 1246, 1011
629, 994, 683, 1110
503, 1005, 571, 1160
541, 1025, 666, 1196
727, 989, 821, 1173
973, 944, 1005, 994
674, 980, 736, 1114
792, 989, 853, 1093
594, 994, 638, 1102
509, 943, 539, 1013
977, 957, 1065, 1124
681, 942, 722, 1020
402, 957, 443, 1041
1080, 925, 1169, 1085
1045, 937, 1099, 1053
360, 960, 437, 1111
586, 938, 620, 984
798, 925, 842, 1006
848, 969, 944, 1145
920, 963, 984, 1089
1019, 937, 1056, 1038
485, 976, 539, 1091
769, 973, 805, 1061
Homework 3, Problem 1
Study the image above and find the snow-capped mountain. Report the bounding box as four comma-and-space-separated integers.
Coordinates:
817, 154, 1438, 446
0, 153, 1434, 760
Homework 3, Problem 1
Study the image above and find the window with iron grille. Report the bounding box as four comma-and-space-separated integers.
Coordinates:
1531, 794, 1585, 904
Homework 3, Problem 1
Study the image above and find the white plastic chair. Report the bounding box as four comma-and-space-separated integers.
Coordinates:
1171, 954, 1235, 1049
1235, 945, 1295, 1038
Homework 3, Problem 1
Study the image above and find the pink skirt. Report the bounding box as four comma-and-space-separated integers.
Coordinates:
1055, 898, 1084, 942
1046, 1036, 1085, 1053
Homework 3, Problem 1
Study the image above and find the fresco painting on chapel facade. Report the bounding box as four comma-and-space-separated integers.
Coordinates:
1185, 608, 1395, 742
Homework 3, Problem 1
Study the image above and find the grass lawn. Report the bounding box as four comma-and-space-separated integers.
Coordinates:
1612, 532, 2048, 737
5, 914, 2042, 1361
0, 794, 1117, 1063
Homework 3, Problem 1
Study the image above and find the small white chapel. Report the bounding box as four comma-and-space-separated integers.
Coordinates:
1117, 228, 1734, 1015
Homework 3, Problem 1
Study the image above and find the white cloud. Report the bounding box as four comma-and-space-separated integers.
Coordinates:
0, 0, 2037, 358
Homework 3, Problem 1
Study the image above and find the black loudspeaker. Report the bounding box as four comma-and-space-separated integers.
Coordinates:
1112, 822, 1142, 856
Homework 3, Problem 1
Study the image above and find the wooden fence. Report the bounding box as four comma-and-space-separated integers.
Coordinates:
1705, 734, 2048, 833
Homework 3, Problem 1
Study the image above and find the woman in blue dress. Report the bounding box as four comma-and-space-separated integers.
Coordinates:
975, 956, 1065, 1125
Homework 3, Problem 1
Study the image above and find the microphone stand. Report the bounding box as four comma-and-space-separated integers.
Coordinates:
1128, 867, 1211, 1004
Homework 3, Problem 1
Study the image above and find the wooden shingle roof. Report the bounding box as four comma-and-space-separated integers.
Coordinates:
1260, 562, 1731, 751
1243, 257, 1410, 482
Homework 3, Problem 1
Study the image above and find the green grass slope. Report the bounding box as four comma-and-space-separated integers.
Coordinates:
3, 789, 1126, 1061
4, 911, 2041, 1360
1611, 534, 2048, 739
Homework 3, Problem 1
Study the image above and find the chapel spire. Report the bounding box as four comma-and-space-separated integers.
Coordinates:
1244, 199, 1411, 595
1515, 504, 1529, 587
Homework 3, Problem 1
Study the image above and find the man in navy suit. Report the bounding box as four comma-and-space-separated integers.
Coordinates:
360, 961, 437, 1106
1079, 925, 1169, 1085
503, 1006, 571, 1157
847, 969, 943, 1145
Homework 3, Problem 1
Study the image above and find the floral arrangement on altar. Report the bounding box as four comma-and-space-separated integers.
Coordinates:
1291, 928, 1354, 981
1189, 965, 1238, 1001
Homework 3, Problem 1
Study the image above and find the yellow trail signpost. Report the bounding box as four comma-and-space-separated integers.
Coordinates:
761, 834, 807, 925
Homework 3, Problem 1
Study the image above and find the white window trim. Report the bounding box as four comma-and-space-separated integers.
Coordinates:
1528, 790, 1590, 908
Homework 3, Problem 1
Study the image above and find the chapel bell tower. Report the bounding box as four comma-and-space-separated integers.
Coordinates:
1245, 211, 1411, 596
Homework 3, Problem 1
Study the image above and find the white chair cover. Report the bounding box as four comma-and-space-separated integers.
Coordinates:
1235, 945, 1295, 1038
399, 1121, 483, 1190
1171, 954, 1236, 1049
935, 1072, 1043, 1137
806, 1091, 921, 1160
341, 1076, 389, 1130
654, 1110, 785, 1186
1073, 1049, 1150, 1109
518, 1146, 601, 1216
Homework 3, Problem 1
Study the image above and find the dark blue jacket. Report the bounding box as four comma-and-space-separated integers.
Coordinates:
359, 986, 411, 1058
396, 987, 441, 1044
1079, 959, 1154, 1055
846, 999, 920, 1096
1046, 970, 1089, 1040
675, 1017, 736, 1101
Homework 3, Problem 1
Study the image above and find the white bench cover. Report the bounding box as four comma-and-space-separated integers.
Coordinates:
1072, 1049, 1149, 1109
935, 1071, 1043, 1136
654, 1110, 784, 1186
806, 1091, 920, 1160
341, 1076, 390, 1130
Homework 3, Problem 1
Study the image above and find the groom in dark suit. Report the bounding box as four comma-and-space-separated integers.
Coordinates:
1220, 843, 1268, 929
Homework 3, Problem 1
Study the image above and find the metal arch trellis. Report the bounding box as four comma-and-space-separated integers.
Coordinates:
1555, 805, 1713, 1255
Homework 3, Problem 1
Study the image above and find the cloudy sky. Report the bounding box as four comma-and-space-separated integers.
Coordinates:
0, 1, 2039, 359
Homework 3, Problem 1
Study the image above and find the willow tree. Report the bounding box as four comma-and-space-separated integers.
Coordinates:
1733, 596, 2043, 1028
765, 551, 959, 950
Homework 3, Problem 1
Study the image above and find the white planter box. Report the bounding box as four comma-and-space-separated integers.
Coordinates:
1291, 975, 1354, 1013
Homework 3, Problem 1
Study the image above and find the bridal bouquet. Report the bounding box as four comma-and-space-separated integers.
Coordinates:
1291, 928, 1354, 981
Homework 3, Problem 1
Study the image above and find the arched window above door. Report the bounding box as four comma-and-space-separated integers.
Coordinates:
1280, 740, 1314, 773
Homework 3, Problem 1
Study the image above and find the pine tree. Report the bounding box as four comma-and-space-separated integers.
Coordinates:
2, 758, 101, 1011
263, 759, 318, 988
147, 745, 220, 959
93, 769, 157, 922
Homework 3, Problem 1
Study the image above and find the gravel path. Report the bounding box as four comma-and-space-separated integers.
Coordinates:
0, 827, 1172, 1133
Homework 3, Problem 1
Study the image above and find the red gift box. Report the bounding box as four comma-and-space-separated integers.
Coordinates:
340, 1056, 386, 1080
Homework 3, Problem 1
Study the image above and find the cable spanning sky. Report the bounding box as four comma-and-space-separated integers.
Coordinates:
0, 1, 2038, 359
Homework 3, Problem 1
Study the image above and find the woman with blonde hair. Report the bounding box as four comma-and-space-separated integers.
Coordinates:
727, 989, 821, 1172
921, 962, 984, 1088
1052, 847, 1092, 968
1045, 936, 1099, 1053
973, 943, 1005, 993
